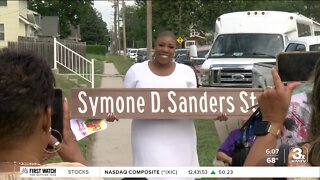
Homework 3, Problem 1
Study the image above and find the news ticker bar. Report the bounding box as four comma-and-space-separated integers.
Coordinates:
20, 167, 320, 178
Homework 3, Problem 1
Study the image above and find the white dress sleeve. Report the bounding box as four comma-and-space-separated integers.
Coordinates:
123, 65, 137, 88
187, 67, 197, 88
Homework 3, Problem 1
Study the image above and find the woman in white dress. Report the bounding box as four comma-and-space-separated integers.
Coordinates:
123, 31, 227, 179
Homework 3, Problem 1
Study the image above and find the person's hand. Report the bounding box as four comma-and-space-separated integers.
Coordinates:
258, 68, 301, 126
214, 113, 228, 121
106, 112, 119, 122
56, 97, 88, 165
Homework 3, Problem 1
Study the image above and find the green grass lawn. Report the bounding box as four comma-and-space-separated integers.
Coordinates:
106, 54, 135, 74
195, 119, 221, 166
86, 53, 107, 62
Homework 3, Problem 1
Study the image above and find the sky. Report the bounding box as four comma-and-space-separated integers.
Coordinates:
93, 0, 135, 31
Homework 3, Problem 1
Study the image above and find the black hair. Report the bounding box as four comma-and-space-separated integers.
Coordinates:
309, 59, 320, 142
0, 48, 55, 141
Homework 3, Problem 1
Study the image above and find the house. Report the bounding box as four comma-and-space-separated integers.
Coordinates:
34, 15, 81, 41
0, 0, 41, 48
181, 25, 208, 48
67, 24, 81, 42
35, 16, 60, 38
36, 16, 82, 41
189, 25, 206, 42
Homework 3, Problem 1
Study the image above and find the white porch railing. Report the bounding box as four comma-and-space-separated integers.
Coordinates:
53, 38, 94, 88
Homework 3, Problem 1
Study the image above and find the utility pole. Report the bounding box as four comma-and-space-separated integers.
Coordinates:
179, 3, 182, 49
122, 0, 127, 59
146, 0, 152, 60
113, 0, 118, 54
117, 0, 121, 54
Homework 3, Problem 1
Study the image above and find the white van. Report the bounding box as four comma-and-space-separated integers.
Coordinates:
200, 11, 320, 87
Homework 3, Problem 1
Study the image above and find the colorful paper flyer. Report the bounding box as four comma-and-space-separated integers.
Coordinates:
70, 118, 108, 140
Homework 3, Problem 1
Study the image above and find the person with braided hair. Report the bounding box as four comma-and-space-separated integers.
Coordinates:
0, 48, 103, 180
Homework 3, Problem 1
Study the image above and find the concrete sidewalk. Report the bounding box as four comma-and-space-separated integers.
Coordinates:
90, 63, 132, 167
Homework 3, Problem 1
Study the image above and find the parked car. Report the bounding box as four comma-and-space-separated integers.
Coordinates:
284, 35, 320, 52
136, 48, 155, 63
127, 48, 133, 56
175, 46, 211, 74
174, 48, 189, 62
191, 45, 211, 74
136, 48, 147, 63
175, 54, 190, 65
128, 48, 138, 61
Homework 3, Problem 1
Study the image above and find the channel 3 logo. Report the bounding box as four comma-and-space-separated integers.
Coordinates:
288, 146, 308, 164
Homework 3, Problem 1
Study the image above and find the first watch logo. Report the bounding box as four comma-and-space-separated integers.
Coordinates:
289, 146, 308, 164
20, 168, 57, 177
20, 168, 29, 175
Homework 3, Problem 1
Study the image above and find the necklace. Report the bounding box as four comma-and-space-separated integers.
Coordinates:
0, 161, 41, 166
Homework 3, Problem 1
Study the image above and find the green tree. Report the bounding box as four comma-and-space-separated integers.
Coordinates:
79, 6, 109, 45
193, 1, 257, 33
252, 0, 320, 22
133, 1, 148, 47
216, 1, 319, 23
28, 0, 93, 38
135, 0, 199, 46
304, 1, 320, 22
152, 0, 199, 39
120, 5, 144, 48
130, 0, 320, 47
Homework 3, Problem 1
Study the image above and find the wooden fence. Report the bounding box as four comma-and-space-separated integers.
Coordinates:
8, 37, 86, 68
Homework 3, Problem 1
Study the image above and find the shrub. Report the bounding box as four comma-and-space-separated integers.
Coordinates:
86, 45, 107, 55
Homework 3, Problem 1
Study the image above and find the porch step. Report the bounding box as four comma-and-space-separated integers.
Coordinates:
54, 37, 93, 88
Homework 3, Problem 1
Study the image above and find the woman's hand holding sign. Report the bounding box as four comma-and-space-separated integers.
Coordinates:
214, 113, 228, 121
106, 113, 119, 122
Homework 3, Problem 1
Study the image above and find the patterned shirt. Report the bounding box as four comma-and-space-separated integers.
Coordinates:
278, 83, 313, 147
